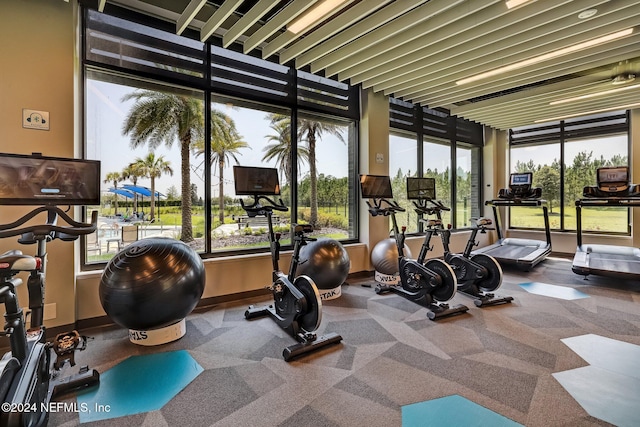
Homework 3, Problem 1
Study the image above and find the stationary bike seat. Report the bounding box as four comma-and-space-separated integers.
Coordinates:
0, 252, 39, 273
419, 218, 442, 228
472, 218, 492, 227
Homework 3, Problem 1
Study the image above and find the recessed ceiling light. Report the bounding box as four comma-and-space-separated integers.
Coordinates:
578, 9, 598, 19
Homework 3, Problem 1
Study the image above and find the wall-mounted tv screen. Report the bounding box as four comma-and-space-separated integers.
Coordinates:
233, 166, 281, 196
406, 177, 436, 200
0, 153, 100, 205
360, 174, 393, 199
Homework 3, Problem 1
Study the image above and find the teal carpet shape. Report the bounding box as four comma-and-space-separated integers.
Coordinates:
518, 282, 589, 300
553, 334, 640, 427
77, 350, 203, 423
402, 395, 522, 427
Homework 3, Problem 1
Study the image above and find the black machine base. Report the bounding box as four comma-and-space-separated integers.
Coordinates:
375, 284, 469, 320
283, 332, 342, 362
245, 305, 342, 361
458, 283, 513, 307
459, 289, 514, 307
50, 366, 100, 399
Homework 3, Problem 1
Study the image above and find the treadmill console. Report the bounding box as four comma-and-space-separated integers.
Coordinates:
583, 166, 637, 197
498, 172, 542, 199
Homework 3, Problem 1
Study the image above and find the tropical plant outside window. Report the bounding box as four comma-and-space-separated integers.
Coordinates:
83, 7, 359, 265
85, 71, 205, 263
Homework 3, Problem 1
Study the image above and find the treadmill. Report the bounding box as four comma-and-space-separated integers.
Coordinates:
572, 166, 640, 279
472, 172, 551, 270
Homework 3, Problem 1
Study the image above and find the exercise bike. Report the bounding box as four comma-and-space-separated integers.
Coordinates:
360, 174, 468, 320
0, 206, 100, 427
413, 196, 512, 307
234, 166, 342, 361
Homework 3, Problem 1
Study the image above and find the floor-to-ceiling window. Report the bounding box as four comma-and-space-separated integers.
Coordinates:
509, 111, 629, 234
82, 6, 358, 266
389, 98, 483, 232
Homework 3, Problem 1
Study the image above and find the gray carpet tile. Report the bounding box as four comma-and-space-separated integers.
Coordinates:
42, 258, 640, 426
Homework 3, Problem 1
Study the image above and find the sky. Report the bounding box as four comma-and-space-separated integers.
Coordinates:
87, 79, 349, 199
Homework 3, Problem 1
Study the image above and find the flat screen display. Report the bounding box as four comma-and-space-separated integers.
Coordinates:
0, 153, 100, 205
597, 166, 628, 185
406, 177, 435, 200
233, 166, 281, 195
360, 174, 393, 199
510, 172, 532, 186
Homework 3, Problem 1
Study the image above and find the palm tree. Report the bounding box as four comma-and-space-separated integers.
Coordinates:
130, 153, 173, 221
121, 162, 145, 216
194, 110, 248, 224
268, 114, 345, 228
263, 115, 309, 185
121, 90, 204, 242
104, 171, 123, 216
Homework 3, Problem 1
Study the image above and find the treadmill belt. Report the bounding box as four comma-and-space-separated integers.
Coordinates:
486, 245, 538, 260
588, 253, 640, 275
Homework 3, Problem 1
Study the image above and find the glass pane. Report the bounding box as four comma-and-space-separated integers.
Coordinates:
455, 144, 480, 229
86, 70, 205, 263
296, 112, 356, 241
509, 143, 561, 230
564, 134, 629, 232
209, 97, 291, 251
389, 132, 418, 233
424, 139, 452, 226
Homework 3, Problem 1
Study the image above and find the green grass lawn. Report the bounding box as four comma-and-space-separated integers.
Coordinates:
509, 206, 629, 233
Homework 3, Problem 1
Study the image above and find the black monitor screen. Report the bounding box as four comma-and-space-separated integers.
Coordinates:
510, 172, 532, 186
406, 177, 435, 200
597, 166, 628, 185
233, 166, 281, 195
0, 153, 100, 205
360, 174, 393, 199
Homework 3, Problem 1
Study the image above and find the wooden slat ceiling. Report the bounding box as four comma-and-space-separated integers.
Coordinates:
104, 0, 640, 130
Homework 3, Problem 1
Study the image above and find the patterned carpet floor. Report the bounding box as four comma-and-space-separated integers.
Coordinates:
48, 257, 640, 426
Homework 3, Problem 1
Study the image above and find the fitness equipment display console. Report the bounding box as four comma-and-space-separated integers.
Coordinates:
408, 177, 511, 307
572, 166, 640, 279
361, 174, 468, 320
234, 166, 342, 361
473, 172, 551, 270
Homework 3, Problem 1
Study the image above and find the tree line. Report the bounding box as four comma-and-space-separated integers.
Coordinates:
513, 151, 628, 213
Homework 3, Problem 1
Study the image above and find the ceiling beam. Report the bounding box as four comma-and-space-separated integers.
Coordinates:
334, 0, 509, 81
176, 0, 207, 35
358, 0, 598, 89
223, 0, 281, 48
295, 0, 429, 69
262, 0, 357, 60
243, 0, 319, 53
279, 0, 392, 65
309, 0, 465, 74
200, 0, 243, 42
374, 0, 622, 95
397, 14, 640, 101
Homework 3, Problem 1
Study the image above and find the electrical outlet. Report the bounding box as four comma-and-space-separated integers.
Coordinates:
375, 152, 384, 163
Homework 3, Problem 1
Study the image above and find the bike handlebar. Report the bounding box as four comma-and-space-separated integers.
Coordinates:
366, 198, 405, 216
240, 195, 288, 215
0, 207, 97, 241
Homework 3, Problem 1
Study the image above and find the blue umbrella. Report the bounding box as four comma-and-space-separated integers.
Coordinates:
121, 185, 164, 220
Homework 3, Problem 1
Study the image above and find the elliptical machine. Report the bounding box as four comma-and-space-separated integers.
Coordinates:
234, 166, 342, 361
0, 206, 100, 427
360, 174, 468, 320
407, 178, 511, 307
